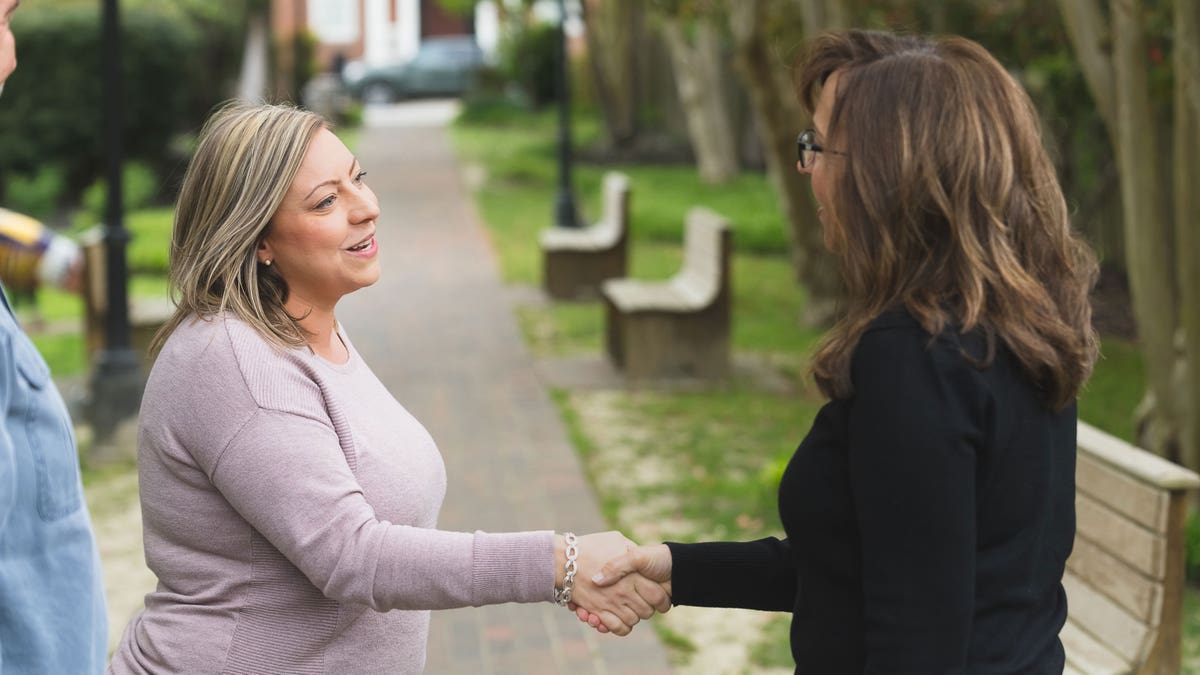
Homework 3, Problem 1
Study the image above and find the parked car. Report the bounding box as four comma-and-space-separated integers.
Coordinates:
344, 36, 484, 103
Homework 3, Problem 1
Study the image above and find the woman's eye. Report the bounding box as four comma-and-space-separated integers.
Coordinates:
354, 170, 368, 184
317, 195, 336, 209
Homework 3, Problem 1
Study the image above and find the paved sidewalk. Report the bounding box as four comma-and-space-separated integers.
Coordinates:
338, 102, 674, 674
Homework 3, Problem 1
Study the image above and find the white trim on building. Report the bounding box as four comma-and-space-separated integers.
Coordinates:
307, 0, 360, 44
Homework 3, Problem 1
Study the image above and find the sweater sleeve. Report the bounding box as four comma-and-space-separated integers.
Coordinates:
665, 537, 797, 611
847, 326, 985, 673
208, 407, 556, 611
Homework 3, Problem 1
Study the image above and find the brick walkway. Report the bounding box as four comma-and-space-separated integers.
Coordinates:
336, 103, 674, 674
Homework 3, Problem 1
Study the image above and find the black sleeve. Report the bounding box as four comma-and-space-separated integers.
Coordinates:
847, 327, 986, 672
666, 537, 797, 612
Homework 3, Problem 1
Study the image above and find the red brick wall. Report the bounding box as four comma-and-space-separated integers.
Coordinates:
420, 0, 472, 37
273, 0, 368, 72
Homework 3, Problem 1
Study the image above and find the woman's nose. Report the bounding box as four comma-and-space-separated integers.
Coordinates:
352, 189, 380, 224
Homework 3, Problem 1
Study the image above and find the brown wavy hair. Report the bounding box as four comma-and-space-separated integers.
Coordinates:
797, 31, 1098, 410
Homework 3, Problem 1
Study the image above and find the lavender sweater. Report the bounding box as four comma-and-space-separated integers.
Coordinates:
110, 315, 555, 674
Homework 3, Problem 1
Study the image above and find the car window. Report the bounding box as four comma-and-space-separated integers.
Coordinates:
414, 48, 456, 68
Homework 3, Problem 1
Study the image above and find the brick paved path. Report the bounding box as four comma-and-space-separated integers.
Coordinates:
337, 103, 674, 674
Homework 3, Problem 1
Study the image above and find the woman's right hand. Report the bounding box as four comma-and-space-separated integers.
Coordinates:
558, 533, 672, 636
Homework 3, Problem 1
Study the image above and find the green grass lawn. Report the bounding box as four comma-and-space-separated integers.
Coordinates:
452, 99, 1185, 669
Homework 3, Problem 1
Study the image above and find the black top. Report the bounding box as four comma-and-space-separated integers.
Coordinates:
667, 311, 1076, 674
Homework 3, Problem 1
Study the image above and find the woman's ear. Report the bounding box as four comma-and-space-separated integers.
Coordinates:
257, 238, 274, 266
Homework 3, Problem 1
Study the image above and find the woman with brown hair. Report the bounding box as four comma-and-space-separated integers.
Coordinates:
584, 30, 1099, 673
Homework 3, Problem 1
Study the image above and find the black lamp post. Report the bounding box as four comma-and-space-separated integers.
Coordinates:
88, 0, 142, 442
553, 0, 581, 228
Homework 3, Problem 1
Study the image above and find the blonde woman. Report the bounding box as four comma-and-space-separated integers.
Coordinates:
109, 103, 668, 674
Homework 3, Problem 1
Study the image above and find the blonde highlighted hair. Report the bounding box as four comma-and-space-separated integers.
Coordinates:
151, 102, 328, 355
797, 31, 1099, 410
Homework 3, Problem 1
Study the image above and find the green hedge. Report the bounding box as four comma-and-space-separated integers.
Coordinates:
0, 5, 208, 203
499, 23, 559, 108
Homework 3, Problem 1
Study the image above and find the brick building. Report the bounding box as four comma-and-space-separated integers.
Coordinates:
270, 0, 477, 71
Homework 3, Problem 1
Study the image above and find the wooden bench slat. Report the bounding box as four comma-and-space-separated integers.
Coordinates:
1075, 491, 1165, 579
603, 208, 729, 314
1066, 535, 1164, 624
1077, 448, 1170, 532
601, 172, 629, 227
1062, 571, 1155, 665
603, 279, 694, 312
680, 208, 726, 282
540, 171, 630, 299
601, 205, 731, 380
540, 223, 620, 251
1063, 422, 1199, 675
1060, 619, 1132, 675
540, 172, 628, 251
1078, 422, 1200, 490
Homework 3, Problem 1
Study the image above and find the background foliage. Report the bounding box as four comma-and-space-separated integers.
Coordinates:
0, 1, 246, 213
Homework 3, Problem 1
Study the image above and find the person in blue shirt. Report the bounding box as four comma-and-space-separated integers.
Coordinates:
0, 0, 109, 671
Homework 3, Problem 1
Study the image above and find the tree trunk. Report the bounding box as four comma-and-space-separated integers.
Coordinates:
1057, 0, 1118, 145
1056, 0, 1125, 266
661, 18, 739, 185
1174, 0, 1200, 474
729, 0, 841, 326
581, 0, 642, 150
237, 11, 269, 102
798, 0, 847, 33
1113, 0, 1182, 459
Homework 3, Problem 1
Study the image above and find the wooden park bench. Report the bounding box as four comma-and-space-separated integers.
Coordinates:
81, 228, 172, 367
540, 171, 630, 300
1062, 421, 1200, 674
601, 206, 731, 380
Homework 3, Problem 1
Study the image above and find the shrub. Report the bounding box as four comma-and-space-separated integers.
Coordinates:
3, 165, 67, 221
124, 207, 174, 276
339, 101, 364, 129
0, 5, 207, 203
274, 29, 319, 104
71, 162, 161, 230
499, 23, 559, 108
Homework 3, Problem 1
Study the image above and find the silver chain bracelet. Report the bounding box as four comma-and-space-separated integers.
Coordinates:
554, 532, 579, 606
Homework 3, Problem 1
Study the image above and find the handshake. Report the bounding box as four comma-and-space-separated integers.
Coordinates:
555, 532, 673, 637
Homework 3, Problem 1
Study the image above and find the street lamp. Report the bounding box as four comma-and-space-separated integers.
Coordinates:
88, 0, 142, 443
553, 0, 580, 228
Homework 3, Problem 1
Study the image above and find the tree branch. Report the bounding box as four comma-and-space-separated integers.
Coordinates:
1056, 0, 1117, 139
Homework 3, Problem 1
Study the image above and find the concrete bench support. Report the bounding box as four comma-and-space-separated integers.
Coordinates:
540, 172, 630, 300
601, 206, 731, 380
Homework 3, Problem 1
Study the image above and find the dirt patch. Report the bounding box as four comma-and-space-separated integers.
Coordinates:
570, 390, 792, 674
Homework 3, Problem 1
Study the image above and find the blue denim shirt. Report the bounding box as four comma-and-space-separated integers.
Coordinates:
0, 284, 107, 673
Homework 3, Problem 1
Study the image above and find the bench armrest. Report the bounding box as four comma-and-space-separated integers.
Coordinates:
1077, 421, 1200, 491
